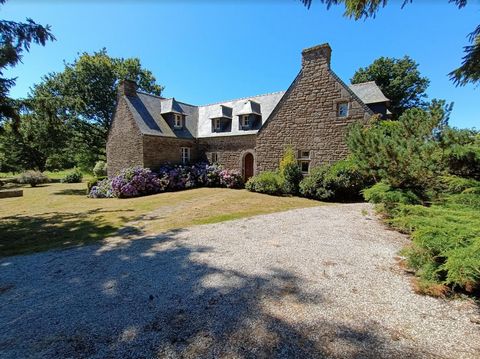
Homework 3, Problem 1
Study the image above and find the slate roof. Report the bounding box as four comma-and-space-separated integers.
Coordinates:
196, 91, 285, 138
124, 81, 388, 138
349, 81, 390, 104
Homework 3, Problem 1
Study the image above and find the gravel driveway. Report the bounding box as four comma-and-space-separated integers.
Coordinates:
1, 203, 479, 358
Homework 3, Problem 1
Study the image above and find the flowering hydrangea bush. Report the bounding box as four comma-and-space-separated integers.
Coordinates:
219, 169, 243, 189
89, 178, 114, 198
111, 167, 167, 198
89, 163, 243, 199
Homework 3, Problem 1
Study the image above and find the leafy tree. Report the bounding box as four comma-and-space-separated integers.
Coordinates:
300, 0, 479, 86
351, 56, 430, 117
27, 49, 164, 170
0, 0, 55, 125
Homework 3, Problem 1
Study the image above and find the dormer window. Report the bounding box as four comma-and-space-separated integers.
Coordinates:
241, 115, 250, 129
174, 114, 183, 128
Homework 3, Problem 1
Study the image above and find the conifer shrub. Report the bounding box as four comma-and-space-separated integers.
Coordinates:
363, 182, 422, 209
279, 146, 303, 195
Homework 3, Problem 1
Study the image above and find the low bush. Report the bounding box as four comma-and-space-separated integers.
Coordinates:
93, 161, 107, 177
433, 175, 480, 195
390, 196, 480, 294
111, 167, 167, 198
87, 176, 107, 194
61, 168, 83, 183
299, 166, 331, 199
18, 171, 49, 187
219, 169, 243, 189
89, 178, 113, 198
363, 182, 422, 209
299, 159, 371, 201
245, 171, 284, 195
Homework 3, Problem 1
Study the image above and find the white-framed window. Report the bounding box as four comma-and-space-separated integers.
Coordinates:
299, 161, 310, 174
181, 147, 190, 164
174, 114, 183, 128
213, 118, 221, 131
337, 102, 349, 118
241, 115, 250, 128
211, 152, 218, 163
298, 150, 311, 174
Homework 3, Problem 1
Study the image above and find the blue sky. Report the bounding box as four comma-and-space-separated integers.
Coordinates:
2, 0, 479, 128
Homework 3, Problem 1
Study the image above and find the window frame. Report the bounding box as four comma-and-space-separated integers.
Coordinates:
241, 115, 250, 129
297, 150, 311, 174
299, 160, 310, 174
337, 102, 349, 118
174, 114, 183, 128
213, 118, 221, 131
181, 147, 190, 164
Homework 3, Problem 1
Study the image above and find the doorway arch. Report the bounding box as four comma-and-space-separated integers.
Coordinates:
243, 152, 255, 182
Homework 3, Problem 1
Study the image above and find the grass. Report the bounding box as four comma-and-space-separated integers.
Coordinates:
0, 182, 320, 257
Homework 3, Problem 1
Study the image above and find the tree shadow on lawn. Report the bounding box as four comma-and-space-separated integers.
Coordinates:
53, 188, 88, 196
0, 209, 137, 257
0, 231, 424, 358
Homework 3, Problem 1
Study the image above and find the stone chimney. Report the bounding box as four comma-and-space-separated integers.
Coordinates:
301, 43, 332, 69
118, 79, 137, 97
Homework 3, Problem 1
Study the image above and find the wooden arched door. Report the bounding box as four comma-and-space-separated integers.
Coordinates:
244, 153, 254, 182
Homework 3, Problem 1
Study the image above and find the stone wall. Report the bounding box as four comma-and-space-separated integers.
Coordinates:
106, 96, 144, 177
143, 135, 197, 170
255, 44, 371, 173
198, 135, 256, 174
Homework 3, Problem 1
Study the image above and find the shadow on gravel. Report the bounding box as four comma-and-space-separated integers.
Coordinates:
0, 231, 422, 358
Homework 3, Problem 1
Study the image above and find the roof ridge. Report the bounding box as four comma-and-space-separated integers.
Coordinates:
136, 91, 166, 100
198, 90, 285, 107
136, 91, 198, 107
349, 81, 377, 86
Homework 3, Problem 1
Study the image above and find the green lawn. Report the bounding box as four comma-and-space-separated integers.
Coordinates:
0, 182, 320, 257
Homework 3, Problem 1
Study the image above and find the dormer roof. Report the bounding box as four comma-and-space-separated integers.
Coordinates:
208, 104, 233, 119
236, 100, 261, 116
160, 98, 186, 115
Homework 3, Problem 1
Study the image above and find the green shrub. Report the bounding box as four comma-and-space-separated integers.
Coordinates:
391, 200, 480, 293
18, 171, 49, 187
434, 175, 480, 195
93, 161, 107, 177
278, 146, 303, 195
282, 162, 303, 195
363, 182, 422, 209
299, 165, 332, 200
299, 159, 371, 201
245, 171, 284, 195
61, 168, 83, 183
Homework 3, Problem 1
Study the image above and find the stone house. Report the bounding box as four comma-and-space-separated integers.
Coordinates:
107, 43, 389, 179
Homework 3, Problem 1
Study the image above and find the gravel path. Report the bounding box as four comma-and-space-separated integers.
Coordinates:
1, 203, 479, 358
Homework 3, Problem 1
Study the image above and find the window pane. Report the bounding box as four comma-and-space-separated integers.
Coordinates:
338, 103, 348, 117
301, 161, 309, 173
